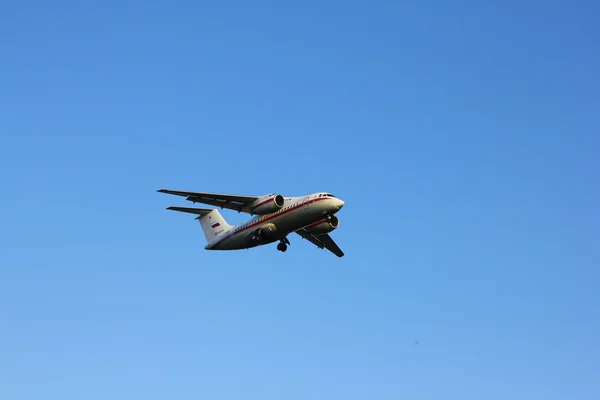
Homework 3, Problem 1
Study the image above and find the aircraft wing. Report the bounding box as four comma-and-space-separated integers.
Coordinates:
295, 229, 345, 258
157, 189, 259, 213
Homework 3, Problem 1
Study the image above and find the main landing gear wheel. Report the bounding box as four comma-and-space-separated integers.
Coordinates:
252, 229, 262, 241
277, 242, 288, 252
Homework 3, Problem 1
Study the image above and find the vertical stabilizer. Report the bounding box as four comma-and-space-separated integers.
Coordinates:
166, 207, 232, 243
197, 209, 231, 242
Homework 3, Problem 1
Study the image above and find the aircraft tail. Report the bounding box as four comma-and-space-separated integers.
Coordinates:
166, 206, 232, 243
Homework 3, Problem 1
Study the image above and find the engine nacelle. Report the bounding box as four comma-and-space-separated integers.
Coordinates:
304, 215, 339, 235
250, 194, 285, 214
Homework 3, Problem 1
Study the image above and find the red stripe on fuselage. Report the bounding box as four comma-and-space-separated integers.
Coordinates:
209, 197, 334, 249
252, 197, 274, 210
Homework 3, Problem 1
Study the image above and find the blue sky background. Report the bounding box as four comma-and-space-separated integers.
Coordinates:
1, 0, 599, 399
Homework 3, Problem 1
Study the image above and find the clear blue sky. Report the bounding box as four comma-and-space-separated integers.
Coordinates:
1, 0, 599, 398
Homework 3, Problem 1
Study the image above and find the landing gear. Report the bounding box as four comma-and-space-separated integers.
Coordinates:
251, 228, 263, 241
277, 242, 288, 252
277, 237, 290, 252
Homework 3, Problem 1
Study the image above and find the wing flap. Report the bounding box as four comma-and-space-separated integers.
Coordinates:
158, 189, 258, 212
295, 229, 344, 258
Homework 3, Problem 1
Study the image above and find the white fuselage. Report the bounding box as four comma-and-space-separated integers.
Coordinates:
205, 193, 344, 251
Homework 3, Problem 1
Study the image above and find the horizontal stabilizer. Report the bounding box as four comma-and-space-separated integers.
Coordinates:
166, 206, 232, 242
166, 206, 214, 218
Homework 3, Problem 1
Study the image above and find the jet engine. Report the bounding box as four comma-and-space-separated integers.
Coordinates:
250, 194, 285, 214
304, 215, 339, 235
250, 223, 278, 241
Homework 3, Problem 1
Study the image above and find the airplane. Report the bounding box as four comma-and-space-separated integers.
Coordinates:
157, 189, 345, 257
